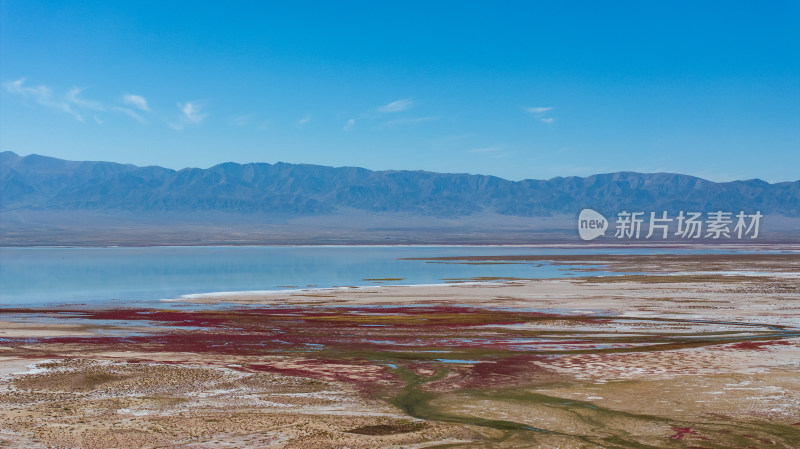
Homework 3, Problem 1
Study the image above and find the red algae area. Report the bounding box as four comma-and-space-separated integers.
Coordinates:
3, 305, 795, 361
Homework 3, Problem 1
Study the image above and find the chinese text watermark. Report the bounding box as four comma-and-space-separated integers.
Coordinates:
578, 209, 762, 241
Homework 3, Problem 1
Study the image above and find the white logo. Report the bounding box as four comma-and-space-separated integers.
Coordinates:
578, 209, 608, 241
576, 209, 762, 241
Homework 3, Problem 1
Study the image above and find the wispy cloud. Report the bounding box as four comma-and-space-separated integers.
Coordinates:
181, 102, 206, 123
65, 87, 103, 111
230, 114, 254, 127
4, 78, 55, 108
4, 78, 217, 130
378, 98, 414, 113
524, 106, 555, 124
4, 78, 84, 121
169, 101, 207, 130
343, 118, 355, 131
4, 78, 48, 101
524, 107, 553, 115
296, 114, 311, 127
382, 116, 437, 127
122, 94, 149, 111
113, 106, 147, 124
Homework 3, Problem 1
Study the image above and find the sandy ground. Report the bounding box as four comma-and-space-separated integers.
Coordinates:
1, 252, 799, 448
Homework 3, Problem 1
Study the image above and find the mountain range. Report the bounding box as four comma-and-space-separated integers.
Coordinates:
3, 151, 798, 217
1, 151, 798, 245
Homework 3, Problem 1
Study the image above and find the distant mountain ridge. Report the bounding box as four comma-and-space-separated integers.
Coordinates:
2, 151, 799, 217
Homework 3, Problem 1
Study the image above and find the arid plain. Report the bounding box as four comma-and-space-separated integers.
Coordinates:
1, 251, 799, 448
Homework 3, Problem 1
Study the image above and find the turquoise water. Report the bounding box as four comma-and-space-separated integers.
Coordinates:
0, 245, 752, 306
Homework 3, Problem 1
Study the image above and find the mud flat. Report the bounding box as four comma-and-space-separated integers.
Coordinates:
1, 252, 799, 448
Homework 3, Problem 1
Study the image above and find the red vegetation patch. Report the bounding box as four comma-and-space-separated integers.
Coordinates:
460, 355, 553, 389
727, 340, 791, 351
670, 427, 699, 440
4, 305, 796, 398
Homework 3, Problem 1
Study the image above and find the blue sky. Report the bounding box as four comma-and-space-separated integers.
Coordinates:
1, 1, 798, 182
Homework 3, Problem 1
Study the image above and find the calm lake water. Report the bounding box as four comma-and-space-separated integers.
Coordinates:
0, 246, 756, 307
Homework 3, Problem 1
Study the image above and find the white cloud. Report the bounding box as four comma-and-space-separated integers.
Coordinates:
343, 118, 355, 131
4, 78, 84, 121
122, 94, 149, 111
378, 98, 414, 113
65, 87, 103, 111
524, 107, 553, 115
4, 78, 51, 104
382, 116, 437, 127
113, 106, 147, 124
170, 101, 207, 130
296, 114, 311, 126
524, 106, 555, 124
180, 101, 205, 123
